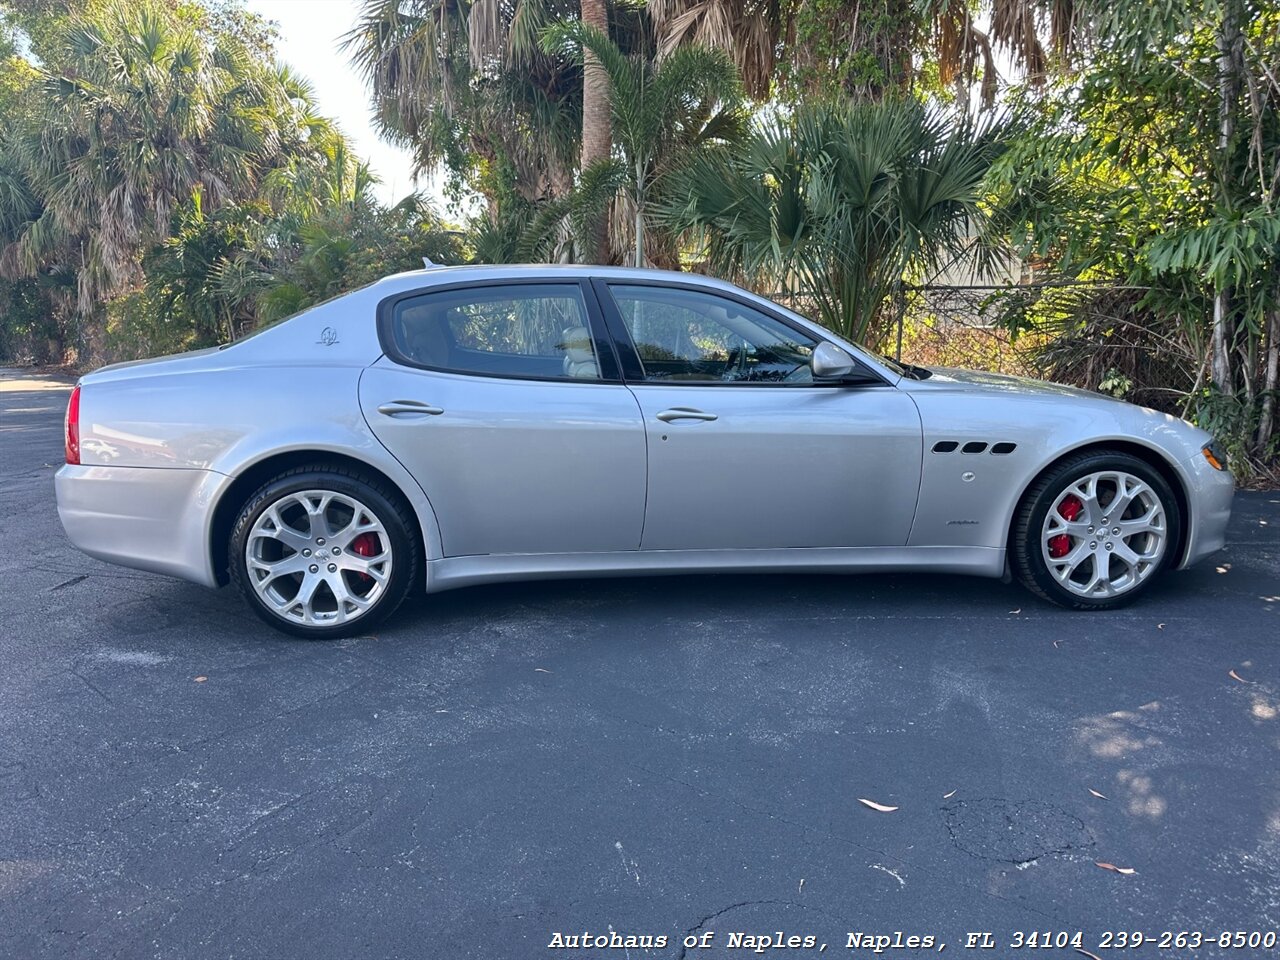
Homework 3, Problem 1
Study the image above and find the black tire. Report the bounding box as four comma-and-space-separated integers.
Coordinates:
1011, 449, 1182, 610
228, 465, 420, 639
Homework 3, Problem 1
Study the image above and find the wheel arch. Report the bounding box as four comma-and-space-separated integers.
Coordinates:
208, 449, 434, 587
1006, 438, 1191, 568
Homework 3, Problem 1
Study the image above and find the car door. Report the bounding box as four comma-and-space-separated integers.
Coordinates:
596, 281, 923, 551
359, 280, 647, 557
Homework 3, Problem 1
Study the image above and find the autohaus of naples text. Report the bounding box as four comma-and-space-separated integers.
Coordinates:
545, 930, 942, 951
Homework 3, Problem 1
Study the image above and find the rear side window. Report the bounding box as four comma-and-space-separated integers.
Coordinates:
384, 284, 602, 381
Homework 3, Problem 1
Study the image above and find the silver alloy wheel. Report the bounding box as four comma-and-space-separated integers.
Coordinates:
245, 489, 393, 626
1041, 470, 1168, 599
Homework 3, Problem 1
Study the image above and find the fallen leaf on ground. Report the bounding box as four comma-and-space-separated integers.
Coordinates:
1229, 669, 1252, 683
1088, 788, 1109, 800
1095, 861, 1136, 875
194, 676, 207, 683
857, 798, 898, 813
942, 789, 957, 799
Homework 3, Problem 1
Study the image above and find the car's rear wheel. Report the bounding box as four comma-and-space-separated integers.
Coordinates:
229, 466, 419, 638
1011, 450, 1181, 610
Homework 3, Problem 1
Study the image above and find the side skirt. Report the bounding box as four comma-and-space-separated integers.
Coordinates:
423, 545, 1006, 595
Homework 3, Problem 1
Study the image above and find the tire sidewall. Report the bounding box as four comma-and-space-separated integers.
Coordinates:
229, 470, 415, 639
1022, 453, 1182, 609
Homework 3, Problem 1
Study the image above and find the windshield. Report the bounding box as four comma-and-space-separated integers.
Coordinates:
772, 301, 928, 380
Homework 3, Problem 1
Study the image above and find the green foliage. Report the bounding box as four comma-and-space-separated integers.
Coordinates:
661, 98, 1011, 346
781, 0, 921, 102
247, 193, 467, 326
991, 0, 1280, 471
345, 0, 592, 208
0, 0, 350, 317
0, 0, 467, 366
539, 20, 746, 265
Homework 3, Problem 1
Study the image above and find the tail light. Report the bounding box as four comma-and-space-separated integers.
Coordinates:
65, 384, 81, 465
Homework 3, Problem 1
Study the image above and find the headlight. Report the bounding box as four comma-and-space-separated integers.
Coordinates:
1202, 440, 1228, 471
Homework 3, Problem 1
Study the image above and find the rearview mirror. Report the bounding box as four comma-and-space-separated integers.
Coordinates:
811, 342, 858, 380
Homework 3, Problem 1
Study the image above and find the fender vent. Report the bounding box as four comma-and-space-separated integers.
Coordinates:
991, 442, 1017, 455
961, 441, 988, 454
932, 441, 959, 453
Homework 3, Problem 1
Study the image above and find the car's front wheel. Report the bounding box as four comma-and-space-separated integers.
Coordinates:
1011, 450, 1182, 610
229, 466, 419, 638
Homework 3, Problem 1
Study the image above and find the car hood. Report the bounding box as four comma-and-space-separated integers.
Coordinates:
901, 366, 1128, 405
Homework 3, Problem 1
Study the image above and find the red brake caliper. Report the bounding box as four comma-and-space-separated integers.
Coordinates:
1048, 495, 1083, 558
350, 533, 379, 585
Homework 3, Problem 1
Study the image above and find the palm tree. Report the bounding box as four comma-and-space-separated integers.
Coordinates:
0, 0, 341, 316
541, 21, 745, 267
646, 0, 782, 100
578, 0, 613, 259
646, 0, 1085, 109
660, 99, 1010, 346
345, 0, 594, 209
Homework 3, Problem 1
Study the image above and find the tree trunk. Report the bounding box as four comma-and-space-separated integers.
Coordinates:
579, 0, 612, 263
1210, 0, 1244, 394
1258, 308, 1279, 451
634, 159, 645, 268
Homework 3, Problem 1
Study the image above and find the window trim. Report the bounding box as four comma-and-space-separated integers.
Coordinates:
375, 278, 623, 384
592, 278, 889, 388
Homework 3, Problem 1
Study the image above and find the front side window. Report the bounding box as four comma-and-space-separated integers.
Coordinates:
608, 284, 817, 384
385, 284, 601, 380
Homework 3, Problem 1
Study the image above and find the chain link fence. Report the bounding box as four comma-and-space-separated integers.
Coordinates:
766, 282, 1193, 417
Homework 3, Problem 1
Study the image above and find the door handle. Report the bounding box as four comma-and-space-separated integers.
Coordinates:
656, 407, 718, 423
377, 400, 445, 418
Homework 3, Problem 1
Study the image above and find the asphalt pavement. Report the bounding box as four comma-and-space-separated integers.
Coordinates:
2, 367, 1278, 960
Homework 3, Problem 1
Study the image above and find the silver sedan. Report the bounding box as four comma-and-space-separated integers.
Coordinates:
55, 266, 1235, 638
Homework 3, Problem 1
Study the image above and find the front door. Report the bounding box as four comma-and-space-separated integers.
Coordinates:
360, 281, 646, 557
599, 282, 923, 551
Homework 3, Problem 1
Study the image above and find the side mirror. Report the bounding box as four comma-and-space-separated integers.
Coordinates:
811, 342, 858, 380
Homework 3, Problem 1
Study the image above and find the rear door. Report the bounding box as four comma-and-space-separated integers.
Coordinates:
597, 281, 923, 551
360, 280, 646, 557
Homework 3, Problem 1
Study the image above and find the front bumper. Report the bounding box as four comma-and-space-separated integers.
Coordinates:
1177, 450, 1235, 569
55, 464, 228, 586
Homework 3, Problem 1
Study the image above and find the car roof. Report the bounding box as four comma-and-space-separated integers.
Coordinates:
368, 264, 748, 297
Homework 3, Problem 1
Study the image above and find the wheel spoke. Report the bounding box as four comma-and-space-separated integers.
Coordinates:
258, 506, 312, 554
332, 511, 384, 549
1045, 517, 1092, 538
1111, 539, 1145, 570
249, 552, 310, 580
301, 493, 335, 540
338, 552, 390, 583
1116, 510, 1162, 538
1049, 540, 1092, 581
1077, 476, 1103, 524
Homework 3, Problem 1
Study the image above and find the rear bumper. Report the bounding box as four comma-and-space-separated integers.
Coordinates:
1177, 451, 1235, 569
55, 464, 227, 586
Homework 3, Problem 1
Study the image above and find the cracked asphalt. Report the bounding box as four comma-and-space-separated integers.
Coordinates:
2, 367, 1279, 959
